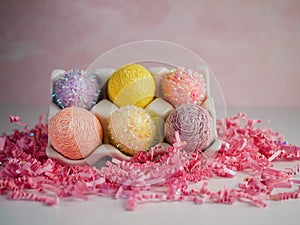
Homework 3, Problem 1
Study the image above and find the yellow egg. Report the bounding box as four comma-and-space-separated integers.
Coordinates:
107, 105, 156, 155
107, 64, 155, 108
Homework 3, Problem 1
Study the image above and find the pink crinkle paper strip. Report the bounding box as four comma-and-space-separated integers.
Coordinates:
0, 113, 299, 210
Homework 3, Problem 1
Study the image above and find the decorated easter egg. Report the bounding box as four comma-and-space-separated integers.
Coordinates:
165, 104, 214, 152
52, 69, 101, 110
48, 106, 103, 159
107, 64, 155, 108
161, 68, 206, 107
107, 105, 156, 155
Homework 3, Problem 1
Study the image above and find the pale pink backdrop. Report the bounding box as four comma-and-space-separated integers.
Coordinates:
0, 0, 299, 108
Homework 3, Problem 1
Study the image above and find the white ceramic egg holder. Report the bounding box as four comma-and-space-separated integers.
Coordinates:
46, 67, 222, 166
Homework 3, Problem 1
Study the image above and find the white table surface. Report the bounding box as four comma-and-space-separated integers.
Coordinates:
0, 105, 299, 225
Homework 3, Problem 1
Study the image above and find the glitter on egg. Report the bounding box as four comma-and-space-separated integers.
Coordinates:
107, 105, 156, 155
48, 106, 103, 160
161, 68, 207, 107
165, 104, 215, 152
52, 69, 102, 110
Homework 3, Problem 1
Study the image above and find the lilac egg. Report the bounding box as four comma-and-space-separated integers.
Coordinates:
52, 69, 101, 110
165, 104, 215, 152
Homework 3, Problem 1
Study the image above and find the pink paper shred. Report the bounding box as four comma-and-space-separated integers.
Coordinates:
0, 113, 300, 210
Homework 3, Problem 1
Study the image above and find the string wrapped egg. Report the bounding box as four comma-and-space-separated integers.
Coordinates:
165, 104, 215, 152
48, 106, 103, 160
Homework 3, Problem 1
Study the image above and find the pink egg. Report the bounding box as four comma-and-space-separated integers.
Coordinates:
165, 104, 214, 152
48, 106, 103, 160
161, 68, 207, 107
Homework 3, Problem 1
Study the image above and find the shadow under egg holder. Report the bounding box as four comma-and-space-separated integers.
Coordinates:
46, 66, 222, 167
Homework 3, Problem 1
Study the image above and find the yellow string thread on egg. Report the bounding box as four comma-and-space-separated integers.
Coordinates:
107, 64, 156, 108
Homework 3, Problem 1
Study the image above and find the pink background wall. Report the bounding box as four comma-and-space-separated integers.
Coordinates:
0, 0, 299, 108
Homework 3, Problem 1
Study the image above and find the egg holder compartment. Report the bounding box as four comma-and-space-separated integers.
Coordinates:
46, 66, 222, 166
